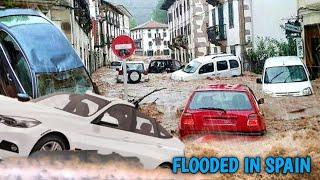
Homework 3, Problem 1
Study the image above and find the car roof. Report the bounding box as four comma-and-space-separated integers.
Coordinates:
264, 56, 303, 68
195, 84, 249, 92
0, 8, 41, 18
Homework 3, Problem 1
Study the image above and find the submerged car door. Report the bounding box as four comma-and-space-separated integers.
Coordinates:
216, 59, 231, 77
89, 104, 166, 168
229, 59, 241, 76
198, 62, 215, 78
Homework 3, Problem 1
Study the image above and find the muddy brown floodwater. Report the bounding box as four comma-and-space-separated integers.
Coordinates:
0, 67, 319, 179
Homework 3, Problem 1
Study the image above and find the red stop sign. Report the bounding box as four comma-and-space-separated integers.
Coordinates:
112, 35, 136, 59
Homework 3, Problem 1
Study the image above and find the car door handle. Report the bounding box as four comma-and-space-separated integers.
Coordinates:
7, 73, 13, 82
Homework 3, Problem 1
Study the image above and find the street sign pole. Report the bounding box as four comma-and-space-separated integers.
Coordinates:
111, 35, 135, 101
122, 58, 128, 100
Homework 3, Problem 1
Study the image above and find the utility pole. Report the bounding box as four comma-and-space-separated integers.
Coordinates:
238, 0, 246, 72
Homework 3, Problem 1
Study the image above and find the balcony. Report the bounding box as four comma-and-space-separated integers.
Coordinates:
207, 24, 227, 45
206, 0, 224, 7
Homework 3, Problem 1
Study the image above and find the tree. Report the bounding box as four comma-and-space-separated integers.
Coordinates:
151, 0, 168, 23
130, 18, 137, 29
3, 0, 15, 8
246, 37, 297, 74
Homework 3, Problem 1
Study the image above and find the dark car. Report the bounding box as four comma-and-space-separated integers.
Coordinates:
0, 9, 96, 99
148, 59, 183, 73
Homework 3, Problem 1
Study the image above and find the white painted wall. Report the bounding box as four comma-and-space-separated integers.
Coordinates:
131, 26, 170, 56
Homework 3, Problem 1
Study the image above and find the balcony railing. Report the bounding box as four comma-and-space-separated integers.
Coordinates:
207, 24, 227, 45
206, 0, 224, 7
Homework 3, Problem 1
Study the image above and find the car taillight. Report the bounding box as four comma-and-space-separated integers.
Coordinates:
247, 114, 259, 127
143, 71, 148, 75
118, 70, 123, 75
180, 113, 194, 126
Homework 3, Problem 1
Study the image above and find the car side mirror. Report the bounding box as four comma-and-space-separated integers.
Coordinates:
116, 68, 119, 71
258, 98, 265, 105
101, 114, 119, 127
256, 78, 262, 84
17, 93, 31, 102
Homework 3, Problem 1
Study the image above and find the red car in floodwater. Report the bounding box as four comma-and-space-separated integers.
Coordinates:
179, 84, 266, 139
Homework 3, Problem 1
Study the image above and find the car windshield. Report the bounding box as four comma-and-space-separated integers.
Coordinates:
111, 62, 122, 66
0, 15, 49, 27
189, 91, 252, 111
36, 67, 93, 97
264, 65, 308, 84
182, 61, 201, 73
127, 63, 144, 72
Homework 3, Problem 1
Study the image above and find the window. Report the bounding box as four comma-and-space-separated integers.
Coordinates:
199, 63, 214, 74
106, 104, 136, 131
217, 61, 228, 71
0, 15, 50, 27
163, 32, 167, 37
180, 4, 182, 16
36, 94, 110, 117
229, 60, 240, 69
228, 0, 234, 28
36, 67, 93, 97
189, 91, 252, 111
0, 31, 32, 96
212, 9, 216, 26
0, 48, 18, 97
135, 112, 156, 136
230, 45, 236, 55
148, 30, 151, 38
264, 65, 308, 84
182, 61, 201, 73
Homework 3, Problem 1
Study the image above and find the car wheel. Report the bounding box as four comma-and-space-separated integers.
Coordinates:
159, 162, 173, 169
128, 70, 141, 84
30, 135, 66, 154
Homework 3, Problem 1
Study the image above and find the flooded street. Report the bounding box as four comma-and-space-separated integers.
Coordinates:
91, 67, 320, 178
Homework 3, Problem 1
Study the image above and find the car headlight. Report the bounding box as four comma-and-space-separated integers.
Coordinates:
0, 115, 41, 128
302, 87, 312, 96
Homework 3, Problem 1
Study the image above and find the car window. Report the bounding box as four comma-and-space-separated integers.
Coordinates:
174, 60, 181, 69
264, 65, 308, 84
106, 104, 137, 131
111, 62, 122, 66
0, 31, 32, 96
199, 63, 214, 74
135, 116, 156, 136
36, 67, 93, 97
0, 15, 50, 27
229, 60, 240, 69
35, 93, 110, 117
0, 49, 17, 97
217, 60, 228, 71
182, 61, 201, 73
189, 91, 252, 111
127, 63, 144, 72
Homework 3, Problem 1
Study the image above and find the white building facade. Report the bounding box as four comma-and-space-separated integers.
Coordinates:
161, 0, 209, 63
208, 0, 297, 58
130, 21, 171, 57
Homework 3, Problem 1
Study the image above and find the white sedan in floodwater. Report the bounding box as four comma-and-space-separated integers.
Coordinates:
0, 93, 184, 169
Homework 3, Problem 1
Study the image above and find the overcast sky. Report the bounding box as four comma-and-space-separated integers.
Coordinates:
108, 0, 158, 24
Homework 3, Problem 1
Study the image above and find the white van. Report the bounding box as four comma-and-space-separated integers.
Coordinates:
257, 56, 313, 97
171, 54, 242, 81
